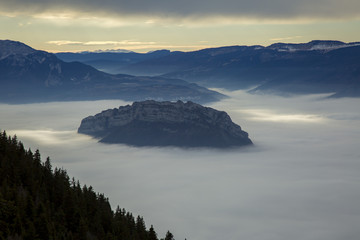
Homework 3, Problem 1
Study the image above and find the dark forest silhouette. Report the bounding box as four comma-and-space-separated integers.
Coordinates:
0, 131, 174, 240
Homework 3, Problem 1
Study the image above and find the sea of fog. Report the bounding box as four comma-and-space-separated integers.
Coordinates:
1, 90, 360, 240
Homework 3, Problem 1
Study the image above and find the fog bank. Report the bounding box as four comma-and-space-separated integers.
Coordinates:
1, 92, 360, 240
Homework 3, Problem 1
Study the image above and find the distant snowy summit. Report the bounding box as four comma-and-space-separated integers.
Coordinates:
267, 40, 360, 52
78, 100, 253, 148
0, 40, 37, 60
78, 49, 134, 54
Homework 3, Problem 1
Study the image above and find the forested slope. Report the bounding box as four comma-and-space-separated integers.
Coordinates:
0, 131, 174, 240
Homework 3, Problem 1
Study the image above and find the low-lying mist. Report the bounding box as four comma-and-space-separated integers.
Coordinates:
1, 91, 360, 240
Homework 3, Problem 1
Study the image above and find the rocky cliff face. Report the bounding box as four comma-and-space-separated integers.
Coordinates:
78, 100, 252, 148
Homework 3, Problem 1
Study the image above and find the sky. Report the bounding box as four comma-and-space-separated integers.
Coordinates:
1, 0, 360, 52
1, 90, 360, 240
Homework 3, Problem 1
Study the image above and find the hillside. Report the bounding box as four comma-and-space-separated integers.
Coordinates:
0, 131, 176, 240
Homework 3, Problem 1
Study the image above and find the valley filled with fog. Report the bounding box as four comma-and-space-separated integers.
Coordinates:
1, 90, 360, 240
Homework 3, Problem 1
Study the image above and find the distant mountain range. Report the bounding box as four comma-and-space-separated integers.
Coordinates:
57, 40, 360, 98
56, 50, 171, 74
0, 40, 224, 104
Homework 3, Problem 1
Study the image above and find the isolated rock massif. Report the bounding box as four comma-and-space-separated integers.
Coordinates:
78, 100, 253, 148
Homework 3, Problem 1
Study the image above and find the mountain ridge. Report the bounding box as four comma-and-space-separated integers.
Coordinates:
104, 40, 360, 97
0, 39, 37, 60
56, 41, 360, 98
0, 40, 224, 104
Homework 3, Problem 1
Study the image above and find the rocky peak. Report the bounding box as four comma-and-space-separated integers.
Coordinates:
0, 40, 36, 60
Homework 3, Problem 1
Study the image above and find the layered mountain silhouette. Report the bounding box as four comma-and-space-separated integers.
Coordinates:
58, 40, 360, 98
0, 40, 224, 103
56, 49, 171, 74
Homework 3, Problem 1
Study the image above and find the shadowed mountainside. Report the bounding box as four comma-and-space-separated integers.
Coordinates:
0, 40, 224, 104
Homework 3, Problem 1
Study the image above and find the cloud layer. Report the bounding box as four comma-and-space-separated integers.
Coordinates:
47, 40, 156, 46
1, 92, 360, 240
1, 0, 360, 22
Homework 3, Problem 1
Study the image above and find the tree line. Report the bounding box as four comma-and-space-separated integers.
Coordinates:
0, 131, 176, 240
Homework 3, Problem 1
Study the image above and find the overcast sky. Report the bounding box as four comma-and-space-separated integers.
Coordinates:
0, 0, 359, 52
1, 91, 360, 240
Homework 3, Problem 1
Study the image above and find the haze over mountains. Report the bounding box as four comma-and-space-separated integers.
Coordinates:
1, 39, 359, 104
0, 40, 223, 104
1, 37, 360, 240
56, 50, 171, 75
57, 40, 360, 98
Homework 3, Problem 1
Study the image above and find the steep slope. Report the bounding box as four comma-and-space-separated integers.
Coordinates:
0, 40, 224, 103
78, 100, 253, 148
0, 131, 171, 239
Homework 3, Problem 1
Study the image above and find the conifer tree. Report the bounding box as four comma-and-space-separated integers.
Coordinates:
164, 231, 175, 240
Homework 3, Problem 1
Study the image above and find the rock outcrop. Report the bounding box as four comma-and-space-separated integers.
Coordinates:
78, 100, 253, 148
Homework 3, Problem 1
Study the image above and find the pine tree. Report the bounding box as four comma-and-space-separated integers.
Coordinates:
164, 231, 175, 240
148, 225, 158, 240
